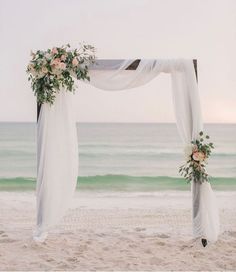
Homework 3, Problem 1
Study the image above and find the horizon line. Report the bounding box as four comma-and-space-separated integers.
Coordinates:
0, 121, 236, 125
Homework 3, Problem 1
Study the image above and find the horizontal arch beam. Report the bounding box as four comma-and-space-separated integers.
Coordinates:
37, 59, 197, 121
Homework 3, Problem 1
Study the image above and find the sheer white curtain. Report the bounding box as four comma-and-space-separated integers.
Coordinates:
35, 59, 219, 242
34, 89, 78, 242
89, 59, 219, 242
170, 61, 220, 242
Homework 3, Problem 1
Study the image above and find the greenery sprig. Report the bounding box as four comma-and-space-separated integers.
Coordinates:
27, 44, 96, 105
179, 131, 214, 183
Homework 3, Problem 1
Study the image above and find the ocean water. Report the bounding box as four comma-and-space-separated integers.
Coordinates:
0, 122, 235, 191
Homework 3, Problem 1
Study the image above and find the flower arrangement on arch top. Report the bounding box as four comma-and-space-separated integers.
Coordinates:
27, 44, 96, 105
179, 131, 214, 184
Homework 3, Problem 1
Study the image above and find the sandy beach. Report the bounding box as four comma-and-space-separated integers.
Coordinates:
0, 190, 236, 271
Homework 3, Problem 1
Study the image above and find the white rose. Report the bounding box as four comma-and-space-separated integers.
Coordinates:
52, 67, 62, 76
72, 57, 79, 66
36, 71, 45, 78
42, 67, 48, 74
27, 64, 37, 76
45, 53, 51, 60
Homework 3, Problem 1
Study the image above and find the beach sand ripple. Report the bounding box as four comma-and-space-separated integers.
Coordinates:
0, 191, 235, 271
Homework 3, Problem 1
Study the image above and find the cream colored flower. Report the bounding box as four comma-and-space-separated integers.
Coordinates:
61, 55, 66, 61
198, 152, 206, 162
28, 64, 37, 76
42, 66, 48, 74
72, 57, 79, 66
51, 47, 58, 54
27, 63, 34, 71
45, 53, 51, 60
52, 67, 62, 76
36, 71, 45, 78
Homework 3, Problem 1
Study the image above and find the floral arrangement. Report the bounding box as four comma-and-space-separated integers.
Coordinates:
179, 131, 214, 183
27, 44, 96, 105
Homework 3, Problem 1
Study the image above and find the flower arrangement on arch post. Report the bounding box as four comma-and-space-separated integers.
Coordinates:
179, 131, 214, 183
27, 44, 96, 105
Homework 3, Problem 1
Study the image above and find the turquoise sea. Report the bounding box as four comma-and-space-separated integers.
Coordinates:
0, 123, 235, 191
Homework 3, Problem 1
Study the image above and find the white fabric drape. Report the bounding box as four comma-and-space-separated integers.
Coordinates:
88, 59, 220, 242
170, 60, 220, 242
34, 89, 78, 242
35, 59, 219, 242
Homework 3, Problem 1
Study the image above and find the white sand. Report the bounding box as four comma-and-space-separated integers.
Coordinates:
0, 190, 236, 271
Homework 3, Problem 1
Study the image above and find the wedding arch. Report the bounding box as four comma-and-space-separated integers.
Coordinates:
34, 58, 219, 244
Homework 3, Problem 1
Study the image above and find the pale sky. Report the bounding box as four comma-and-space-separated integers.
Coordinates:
0, 0, 235, 123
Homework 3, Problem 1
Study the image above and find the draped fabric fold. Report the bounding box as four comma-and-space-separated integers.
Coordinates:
89, 59, 220, 242
170, 60, 220, 241
34, 89, 78, 242
35, 59, 219, 242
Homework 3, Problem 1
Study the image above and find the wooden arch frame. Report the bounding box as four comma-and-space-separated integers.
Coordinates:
37, 59, 197, 120
36, 58, 209, 246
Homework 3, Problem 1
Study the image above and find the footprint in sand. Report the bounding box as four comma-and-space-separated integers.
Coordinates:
97, 233, 106, 237
193, 251, 204, 257
56, 263, 71, 270
227, 231, 236, 238
0, 231, 8, 237
180, 243, 194, 250
149, 257, 164, 265
155, 241, 165, 246
144, 249, 152, 254
129, 244, 138, 248
135, 227, 146, 232
103, 247, 110, 251
0, 238, 16, 243
0, 231, 16, 243
156, 234, 170, 239
67, 257, 77, 262
46, 258, 55, 262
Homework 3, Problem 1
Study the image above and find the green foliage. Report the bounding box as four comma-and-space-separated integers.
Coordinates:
27, 44, 96, 105
179, 131, 214, 184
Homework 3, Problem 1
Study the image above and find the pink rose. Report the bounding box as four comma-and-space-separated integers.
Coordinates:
52, 67, 62, 76
51, 58, 61, 67
59, 62, 66, 70
193, 151, 205, 162
51, 47, 58, 55
72, 57, 79, 66
61, 55, 66, 61
198, 152, 206, 162
28, 64, 36, 76
192, 152, 200, 161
